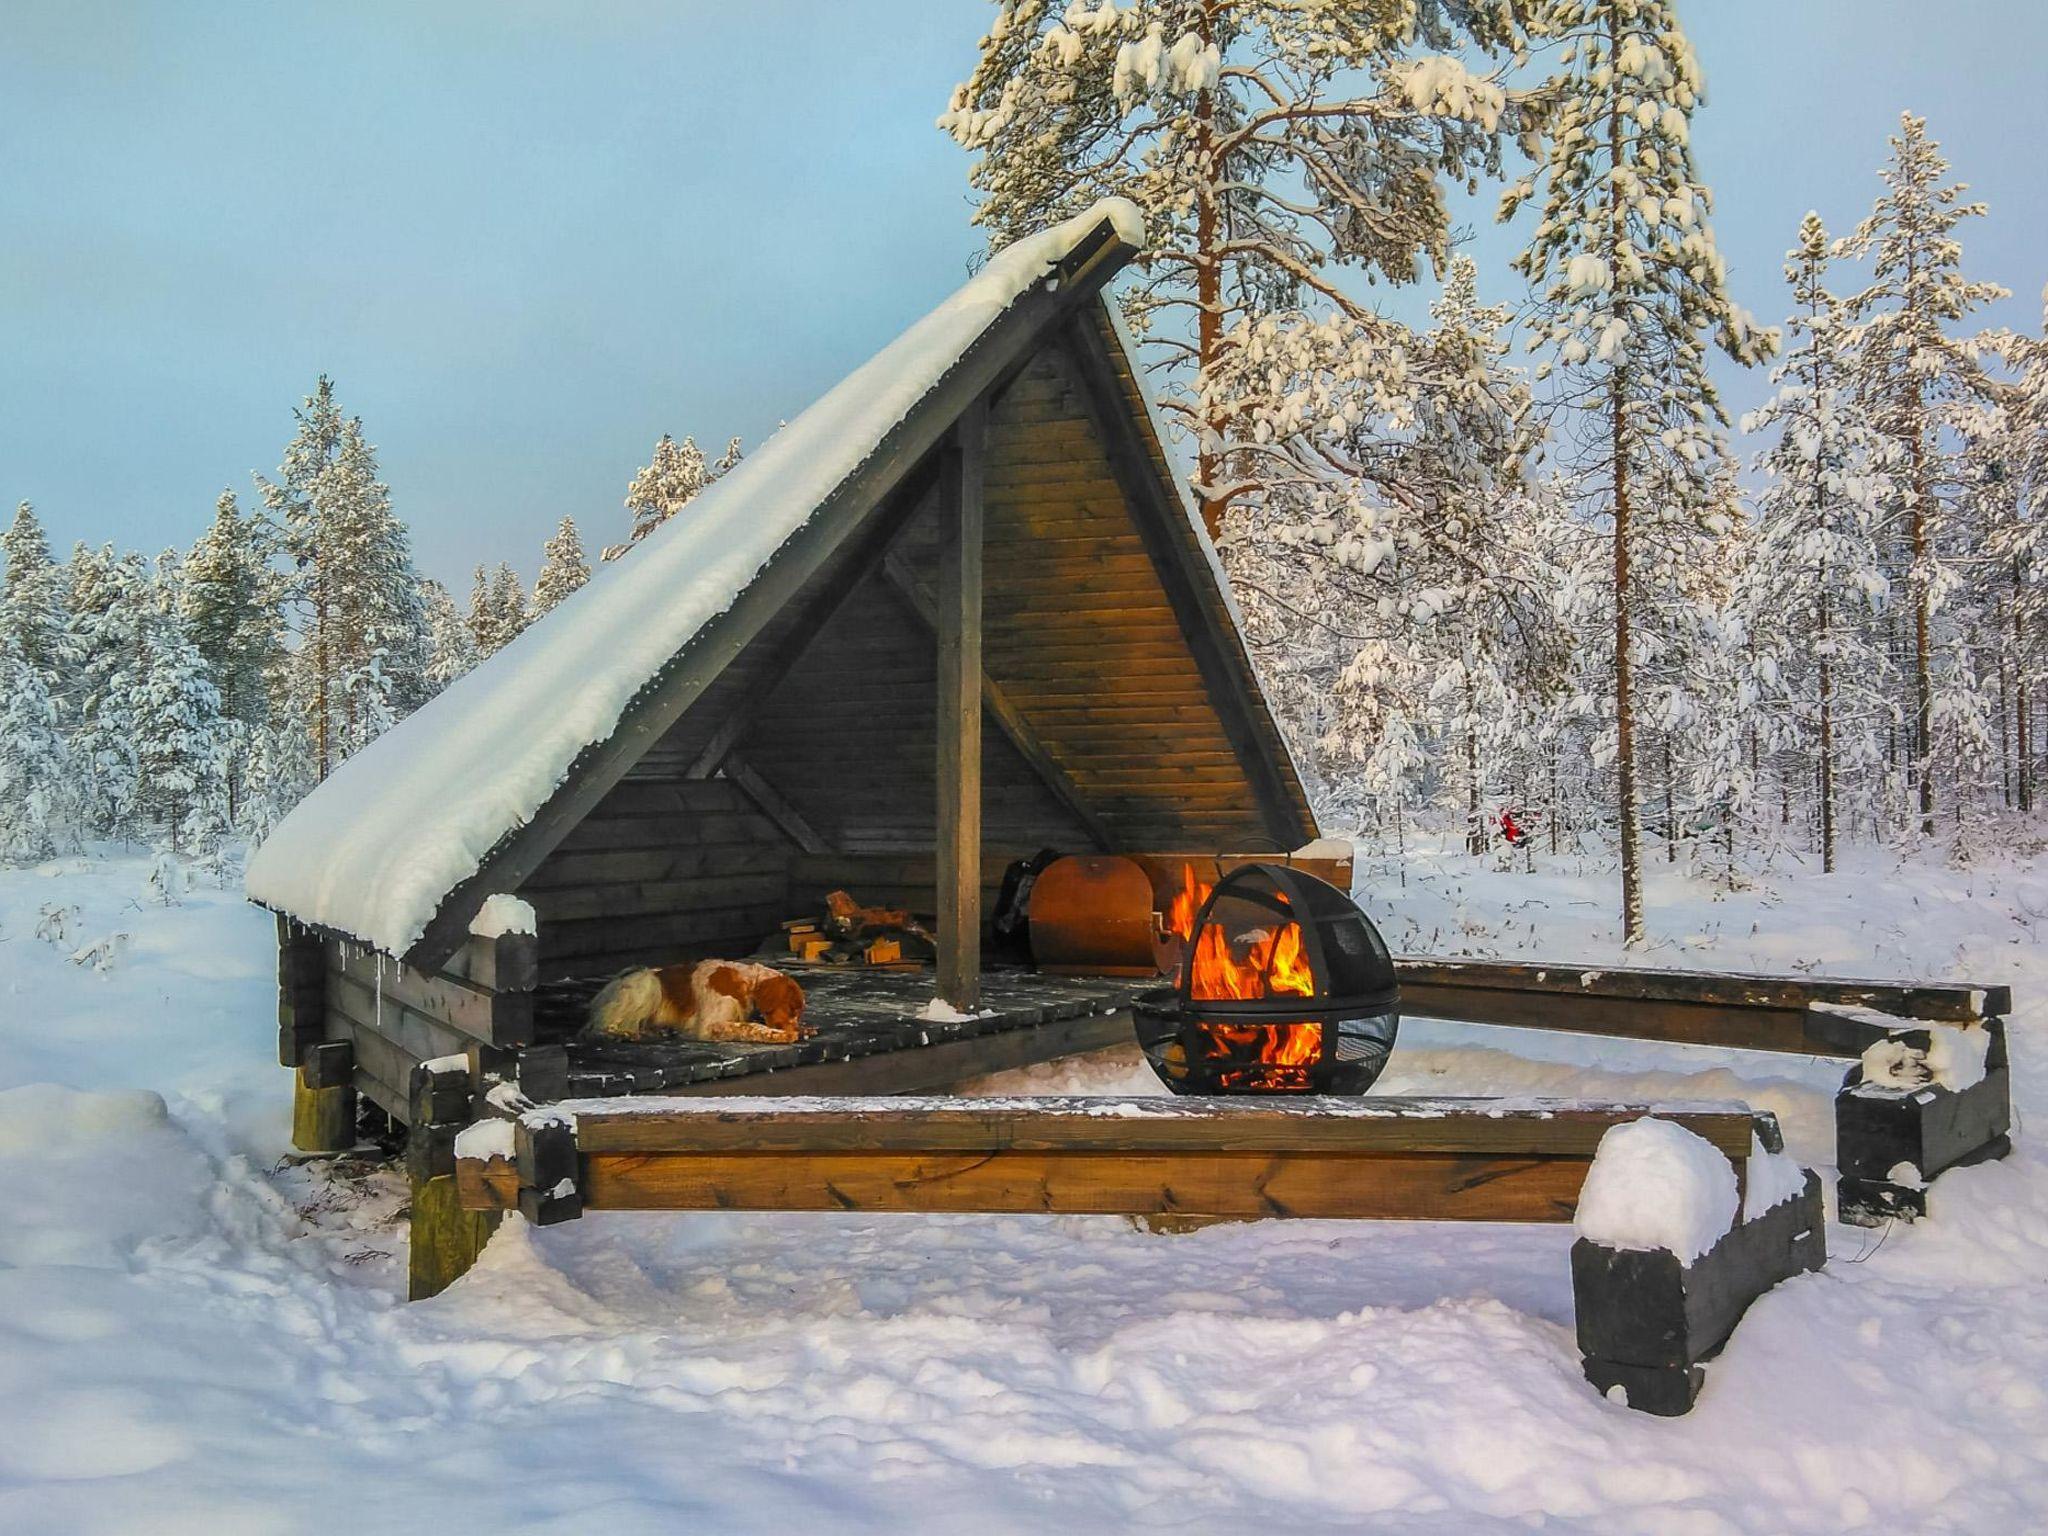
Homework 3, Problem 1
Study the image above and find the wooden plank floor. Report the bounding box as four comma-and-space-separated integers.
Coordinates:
534, 967, 1154, 1097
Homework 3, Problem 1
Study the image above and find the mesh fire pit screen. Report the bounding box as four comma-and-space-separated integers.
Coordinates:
1134, 862, 1400, 1095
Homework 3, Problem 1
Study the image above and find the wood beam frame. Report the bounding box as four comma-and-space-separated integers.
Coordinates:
721, 752, 831, 855
880, 551, 1113, 852
936, 400, 988, 1009
397, 218, 1141, 974
1056, 314, 1314, 848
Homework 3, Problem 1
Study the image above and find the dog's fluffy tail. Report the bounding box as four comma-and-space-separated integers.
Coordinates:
583, 967, 662, 1040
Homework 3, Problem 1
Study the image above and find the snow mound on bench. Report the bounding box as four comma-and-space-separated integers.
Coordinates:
246, 198, 1145, 957
1573, 1116, 1739, 1262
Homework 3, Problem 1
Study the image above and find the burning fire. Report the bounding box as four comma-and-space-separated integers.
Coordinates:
1164, 865, 1316, 1002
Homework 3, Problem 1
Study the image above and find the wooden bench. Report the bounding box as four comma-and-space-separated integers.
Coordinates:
1395, 958, 2015, 1224
443, 1092, 1826, 1414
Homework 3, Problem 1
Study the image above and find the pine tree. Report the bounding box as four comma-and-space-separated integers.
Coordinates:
421, 578, 475, 689
466, 564, 497, 657
489, 562, 528, 648
943, 0, 1525, 536
131, 614, 226, 852
257, 376, 347, 778
0, 634, 70, 863
1505, 0, 1777, 941
258, 379, 429, 776
1838, 114, 2007, 835
180, 489, 276, 735
0, 501, 66, 678
532, 516, 590, 616
609, 434, 710, 558
1742, 213, 1897, 871
66, 545, 150, 839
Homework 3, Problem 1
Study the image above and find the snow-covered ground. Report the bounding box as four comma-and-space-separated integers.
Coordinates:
3, 841, 2046, 1533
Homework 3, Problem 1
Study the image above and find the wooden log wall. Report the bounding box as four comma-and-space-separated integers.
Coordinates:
320, 927, 538, 1125
517, 778, 797, 977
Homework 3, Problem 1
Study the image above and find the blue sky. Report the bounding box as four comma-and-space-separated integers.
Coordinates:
4, 1, 2043, 587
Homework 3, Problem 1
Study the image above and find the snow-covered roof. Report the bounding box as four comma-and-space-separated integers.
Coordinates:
247, 199, 1146, 957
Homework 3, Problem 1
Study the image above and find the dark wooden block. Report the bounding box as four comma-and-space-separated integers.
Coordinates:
515, 1116, 583, 1226
1574, 1171, 1826, 1415
301, 1039, 354, 1090
405, 1120, 461, 1184
409, 1059, 474, 1127
515, 1044, 570, 1102
1836, 1021, 2012, 1226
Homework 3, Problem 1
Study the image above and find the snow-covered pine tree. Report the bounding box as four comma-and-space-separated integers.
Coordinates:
532, 516, 590, 616
256, 377, 347, 778
608, 434, 710, 559
258, 381, 428, 776
0, 633, 71, 863
0, 501, 67, 678
942, 0, 1526, 537
1838, 113, 2006, 835
181, 489, 277, 736
466, 565, 498, 657
711, 436, 744, 480
489, 562, 528, 648
1742, 213, 1898, 870
1504, 0, 1776, 941
130, 613, 227, 852
65, 545, 150, 839
421, 578, 475, 689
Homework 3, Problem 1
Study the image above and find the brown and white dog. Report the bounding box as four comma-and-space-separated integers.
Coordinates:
583, 960, 809, 1045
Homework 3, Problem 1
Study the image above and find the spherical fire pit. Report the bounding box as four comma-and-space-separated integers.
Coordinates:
1133, 862, 1399, 1095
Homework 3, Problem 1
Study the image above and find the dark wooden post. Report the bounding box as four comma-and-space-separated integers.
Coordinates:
936, 400, 988, 1010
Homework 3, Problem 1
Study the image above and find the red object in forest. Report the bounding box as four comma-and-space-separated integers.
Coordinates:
1499, 808, 1529, 847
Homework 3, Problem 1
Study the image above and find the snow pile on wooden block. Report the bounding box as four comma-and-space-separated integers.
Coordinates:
1860, 1022, 1991, 1093
1573, 1116, 1739, 1262
245, 198, 1144, 956
469, 894, 536, 939
1742, 1133, 1810, 1221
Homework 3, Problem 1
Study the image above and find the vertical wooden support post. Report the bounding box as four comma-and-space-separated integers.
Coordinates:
407, 1057, 500, 1300
292, 1041, 356, 1153
936, 399, 988, 1011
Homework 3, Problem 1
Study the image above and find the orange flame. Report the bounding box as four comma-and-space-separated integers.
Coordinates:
1166, 864, 1315, 1003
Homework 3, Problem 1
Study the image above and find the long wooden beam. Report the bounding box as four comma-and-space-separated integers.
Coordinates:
457, 1095, 1761, 1225
936, 402, 988, 1010
1394, 957, 2008, 1058
880, 551, 1113, 851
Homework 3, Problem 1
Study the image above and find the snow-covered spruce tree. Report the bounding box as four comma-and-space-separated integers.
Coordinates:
421, 578, 475, 690
943, 0, 1526, 537
1504, 0, 1776, 941
180, 489, 277, 737
1996, 290, 2048, 809
465, 565, 498, 658
1838, 113, 2006, 835
1, 501, 67, 678
0, 634, 71, 863
1742, 213, 1898, 869
257, 377, 347, 778
489, 562, 528, 647
258, 380, 429, 777
65, 545, 150, 839
130, 614, 227, 852
607, 434, 711, 560
532, 516, 590, 616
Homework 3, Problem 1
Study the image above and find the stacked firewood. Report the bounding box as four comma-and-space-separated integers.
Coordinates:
767, 890, 936, 969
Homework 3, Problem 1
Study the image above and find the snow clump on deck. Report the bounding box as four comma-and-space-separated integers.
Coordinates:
1573, 1116, 1739, 1262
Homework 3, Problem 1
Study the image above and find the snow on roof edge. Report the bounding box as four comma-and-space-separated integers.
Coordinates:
247, 198, 1146, 956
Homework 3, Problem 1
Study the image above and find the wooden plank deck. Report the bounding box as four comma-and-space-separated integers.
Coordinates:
528, 967, 1152, 1099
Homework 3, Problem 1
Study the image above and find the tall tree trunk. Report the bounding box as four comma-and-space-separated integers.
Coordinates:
1192, 1, 1225, 540
1661, 736, 1676, 864
1465, 675, 1483, 856
1606, 21, 1643, 944
1819, 592, 1837, 873
313, 560, 331, 782
2016, 556, 2032, 813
